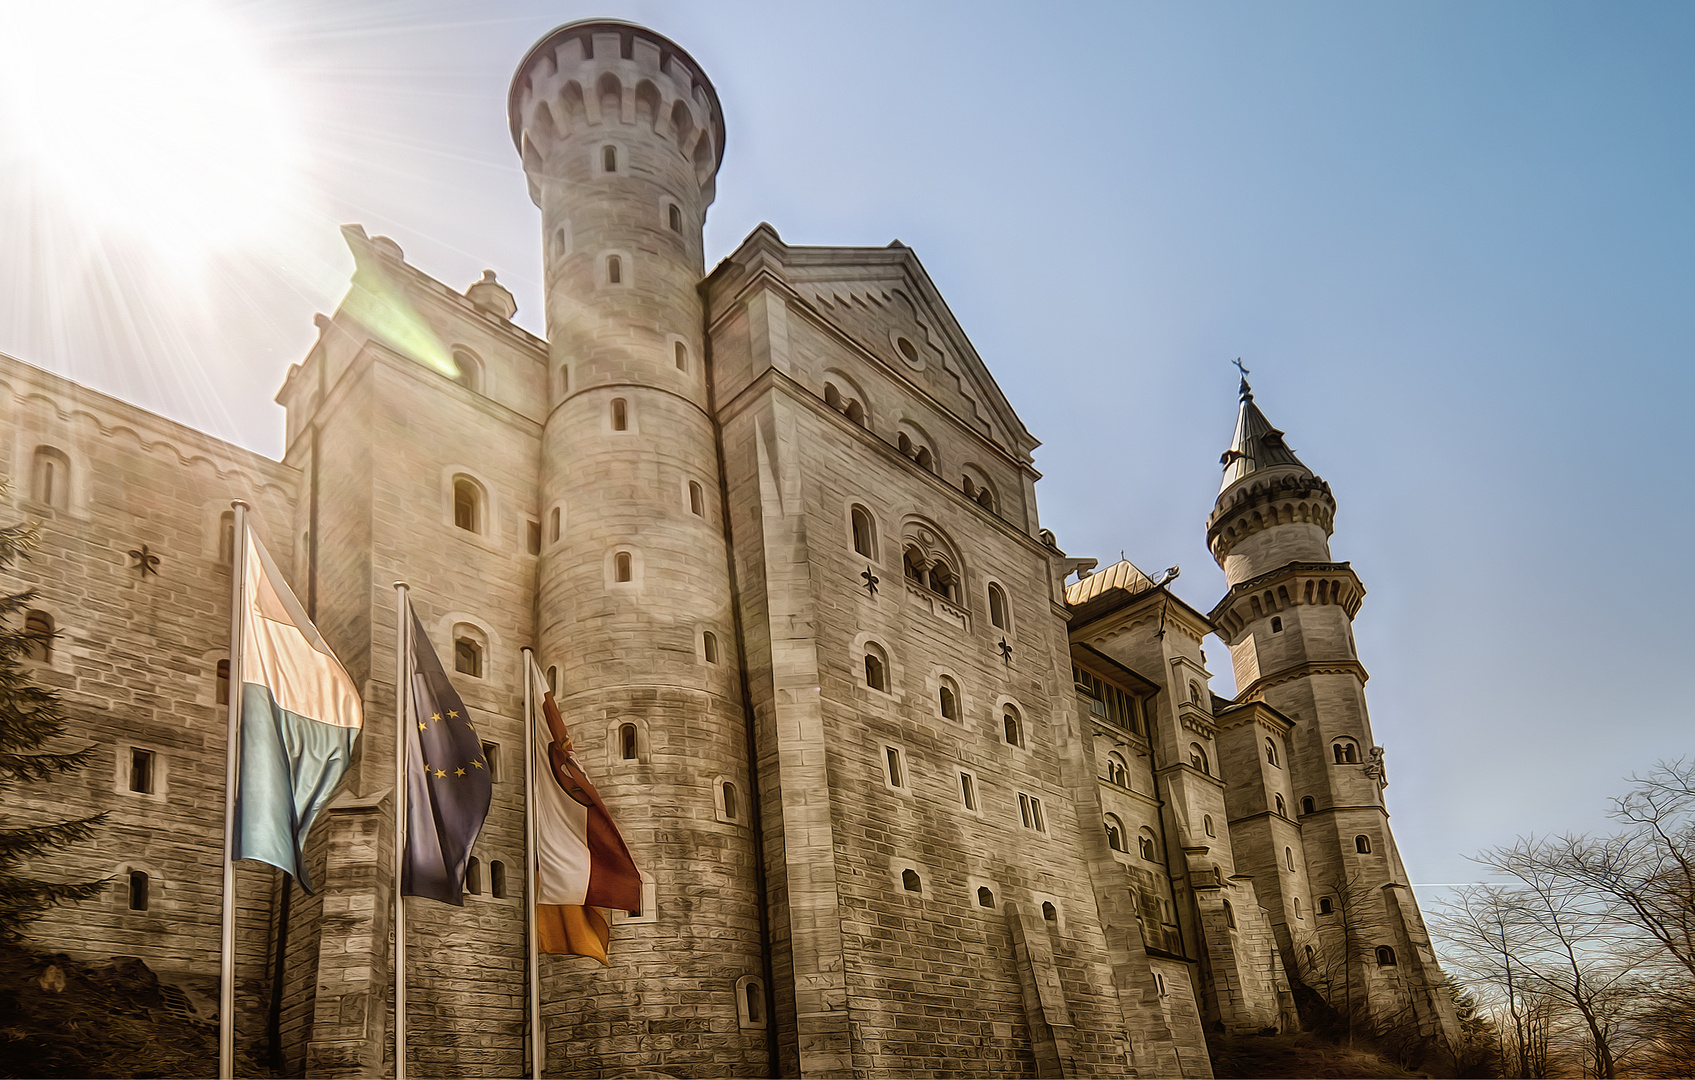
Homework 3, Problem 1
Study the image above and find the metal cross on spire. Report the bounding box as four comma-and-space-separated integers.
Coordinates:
1232, 357, 1253, 400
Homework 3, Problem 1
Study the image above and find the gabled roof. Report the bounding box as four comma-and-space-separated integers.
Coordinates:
1218, 377, 1310, 494
1064, 558, 1155, 607
707, 225, 1038, 464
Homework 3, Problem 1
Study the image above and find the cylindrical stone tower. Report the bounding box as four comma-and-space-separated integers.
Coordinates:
509, 22, 767, 1074
1206, 377, 1461, 1055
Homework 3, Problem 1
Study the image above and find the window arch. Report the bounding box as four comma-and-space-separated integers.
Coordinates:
1285, 846, 1296, 871
453, 633, 484, 678
32, 446, 70, 509
895, 423, 937, 473
1105, 814, 1126, 852
1138, 828, 1157, 862
1189, 743, 1209, 775
863, 643, 889, 692
1319, 897, 1333, 915
901, 869, 921, 893
1224, 899, 1236, 929
668, 202, 682, 232
1189, 682, 1205, 706
1266, 737, 1280, 767
127, 870, 150, 911
987, 583, 1009, 630
1106, 752, 1128, 788
938, 676, 960, 721
1294, 895, 1303, 918
619, 723, 639, 761
1333, 738, 1360, 764
449, 347, 483, 392
1002, 705, 1023, 748
1355, 834, 1373, 854
545, 666, 558, 693
1204, 814, 1216, 837
702, 630, 719, 665
465, 857, 483, 895
717, 777, 740, 821
452, 476, 484, 533
688, 480, 705, 517
737, 976, 767, 1029
490, 861, 508, 899
549, 506, 562, 543
1270, 615, 1283, 633
23, 611, 52, 663
606, 254, 622, 284
611, 397, 629, 431
850, 505, 876, 559
602, 144, 617, 172
614, 551, 633, 582
1301, 796, 1316, 815
1376, 945, 1398, 966
674, 340, 689, 371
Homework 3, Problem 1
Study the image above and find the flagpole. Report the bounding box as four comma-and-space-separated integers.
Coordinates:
392, 582, 411, 1080
522, 649, 543, 1080
218, 500, 249, 1080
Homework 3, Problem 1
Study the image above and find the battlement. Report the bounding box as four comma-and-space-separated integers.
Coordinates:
509, 20, 725, 190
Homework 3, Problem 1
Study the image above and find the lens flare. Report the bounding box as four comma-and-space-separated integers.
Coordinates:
0, 0, 299, 261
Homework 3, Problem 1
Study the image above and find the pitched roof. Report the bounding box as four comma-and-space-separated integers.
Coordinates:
1218, 378, 1309, 493
1064, 558, 1155, 607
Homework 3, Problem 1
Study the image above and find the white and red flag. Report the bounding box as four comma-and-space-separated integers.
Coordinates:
525, 655, 642, 963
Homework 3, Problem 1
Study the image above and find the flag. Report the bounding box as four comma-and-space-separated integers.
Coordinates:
527, 656, 641, 963
402, 610, 492, 904
231, 526, 362, 894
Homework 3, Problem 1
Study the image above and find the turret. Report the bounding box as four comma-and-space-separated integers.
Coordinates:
509, 22, 765, 1074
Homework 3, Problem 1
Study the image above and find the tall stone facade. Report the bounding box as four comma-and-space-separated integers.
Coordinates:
0, 19, 1459, 1078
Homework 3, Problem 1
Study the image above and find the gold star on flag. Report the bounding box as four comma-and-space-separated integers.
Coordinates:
447, 710, 459, 718
417, 721, 426, 730
455, 768, 465, 776
434, 768, 446, 779
471, 760, 484, 769
431, 712, 442, 722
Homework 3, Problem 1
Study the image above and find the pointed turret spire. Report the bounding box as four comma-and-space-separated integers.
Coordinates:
1218, 364, 1309, 493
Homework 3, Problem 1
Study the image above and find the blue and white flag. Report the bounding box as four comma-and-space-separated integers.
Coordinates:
231, 526, 362, 893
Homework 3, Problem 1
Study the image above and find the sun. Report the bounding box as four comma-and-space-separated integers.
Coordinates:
0, 0, 300, 262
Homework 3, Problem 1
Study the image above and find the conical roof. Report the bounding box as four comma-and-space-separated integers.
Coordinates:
1218, 377, 1309, 493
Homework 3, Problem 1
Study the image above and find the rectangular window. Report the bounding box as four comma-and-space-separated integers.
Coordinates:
1153, 971, 1169, 997
959, 771, 977, 811
481, 741, 500, 783
1073, 665, 1144, 734
1018, 792, 1045, 832
885, 747, 904, 789
527, 520, 541, 555
129, 748, 154, 794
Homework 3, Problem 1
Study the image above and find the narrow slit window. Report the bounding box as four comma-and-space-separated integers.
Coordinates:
703, 631, 719, 664
668, 203, 682, 232
216, 659, 230, 705
453, 479, 480, 532
744, 981, 764, 1025
1042, 901, 1056, 922
864, 648, 888, 692
885, 747, 904, 788
218, 511, 235, 565
602, 145, 617, 172
129, 748, 154, 794
481, 741, 500, 782
127, 870, 149, 911
607, 254, 622, 284
901, 869, 921, 892
527, 520, 542, 555
977, 886, 994, 908
620, 723, 639, 761
611, 398, 628, 430
465, 857, 482, 895
675, 341, 688, 371
959, 772, 977, 811
689, 480, 705, 516
1003, 707, 1022, 748
454, 638, 482, 678
938, 677, 959, 721
722, 780, 739, 820
22, 611, 52, 663
615, 551, 633, 582
850, 506, 875, 558
988, 584, 1008, 630
490, 861, 507, 899
549, 507, 561, 543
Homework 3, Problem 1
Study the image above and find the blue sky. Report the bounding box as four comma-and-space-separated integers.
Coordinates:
2, 0, 1691, 893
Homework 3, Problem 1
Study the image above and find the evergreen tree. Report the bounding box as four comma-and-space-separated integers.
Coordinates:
0, 477, 106, 939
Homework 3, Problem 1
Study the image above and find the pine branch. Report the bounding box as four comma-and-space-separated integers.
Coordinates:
0, 814, 108, 866
0, 877, 112, 939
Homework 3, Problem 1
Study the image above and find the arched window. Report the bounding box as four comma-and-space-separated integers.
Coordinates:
845, 399, 865, 425
454, 636, 483, 678
1301, 796, 1316, 815
689, 480, 705, 517
32, 446, 70, 509
1189, 682, 1204, 706
721, 780, 739, 820
1270, 616, 1283, 633
901, 869, 921, 893
988, 583, 1009, 630
453, 477, 481, 532
611, 397, 628, 430
1107, 752, 1128, 788
1002, 706, 1023, 748
549, 506, 561, 543
1266, 737, 1280, 767
1275, 794, 1287, 816
1285, 846, 1296, 871
675, 340, 689, 371
703, 631, 719, 664
602, 145, 617, 172
23, 611, 52, 663
128, 749, 154, 793
938, 676, 959, 721
218, 511, 236, 565
850, 505, 876, 558
1105, 814, 1126, 852
490, 861, 507, 899
668, 203, 682, 232
1224, 900, 1236, 929
863, 644, 888, 692
614, 551, 633, 582
1189, 743, 1209, 775
1356, 834, 1372, 854
619, 723, 639, 761
1294, 896, 1303, 918
1305, 945, 1316, 967
1376, 946, 1398, 966
1333, 739, 1359, 764
545, 666, 558, 693
1319, 897, 1333, 915
127, 870, 149, 911
450, 347, 482, 392
607, 254, 622, 284
915, 446, 934, 471
1042, 902, 1057, 922
927, 561, 958, 602
884, 747, 904, 788
557, 364, 570, 397
1204, 814, 1216, 837
977, 886, 994, 908
742, 979, 765, 1027
216, 659, 230, 705
465, 857, 482, 895
1138, 828, 1157, 862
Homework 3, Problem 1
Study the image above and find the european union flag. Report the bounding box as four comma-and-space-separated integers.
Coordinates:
401, 611, 492, 904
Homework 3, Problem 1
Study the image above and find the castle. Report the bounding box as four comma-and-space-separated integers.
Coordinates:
2, 20, 1460, 1078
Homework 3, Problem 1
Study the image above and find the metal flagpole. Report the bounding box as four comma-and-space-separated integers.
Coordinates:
218, 500, 249, 1080
522, 649, 543, 1080
392, 582, 411, 1080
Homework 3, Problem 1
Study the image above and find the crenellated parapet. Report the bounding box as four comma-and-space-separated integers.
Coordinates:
1206, 470, 1336, 567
